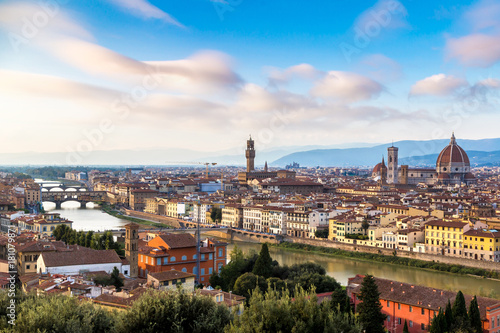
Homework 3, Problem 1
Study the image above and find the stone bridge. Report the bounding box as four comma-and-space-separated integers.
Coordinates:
41, 191, 107, 209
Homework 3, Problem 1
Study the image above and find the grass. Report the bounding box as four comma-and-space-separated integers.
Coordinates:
101, 204, 166, 228
272, 242, 500, 280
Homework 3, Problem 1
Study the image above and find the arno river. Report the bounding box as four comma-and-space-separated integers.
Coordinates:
43, 202, 500, 298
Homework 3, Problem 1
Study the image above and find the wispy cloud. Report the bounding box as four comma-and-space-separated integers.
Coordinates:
107, 0, 184, 27
410, 74, 468, 97
445, 0, 500, 67
311, 71, 384, 102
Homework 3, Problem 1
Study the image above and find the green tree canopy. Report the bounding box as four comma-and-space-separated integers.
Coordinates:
356, 275, 386, 333
452, 291, 471, 332
233, 272, 267, 300
118, 290, 231, 333
252, 243, 273, 278
469, 296, 482, 333
226, 287, 362, 333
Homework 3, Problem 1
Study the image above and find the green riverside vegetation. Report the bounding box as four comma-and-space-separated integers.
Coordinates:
274, 242, 500, 279
101, 204, 165, 228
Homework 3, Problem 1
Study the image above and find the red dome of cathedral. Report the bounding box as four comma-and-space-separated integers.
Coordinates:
436, 133, 470, 172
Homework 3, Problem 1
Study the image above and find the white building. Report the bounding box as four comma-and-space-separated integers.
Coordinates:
37, 248, 128, 276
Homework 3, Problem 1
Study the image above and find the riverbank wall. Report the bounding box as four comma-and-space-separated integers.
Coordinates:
122, 209, 181, 228
285, 237, 500, 272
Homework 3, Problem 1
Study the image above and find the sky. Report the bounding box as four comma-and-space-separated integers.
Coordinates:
1, 0, 500, 162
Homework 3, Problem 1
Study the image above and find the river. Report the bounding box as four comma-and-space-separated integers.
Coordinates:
39, 184, 500, 298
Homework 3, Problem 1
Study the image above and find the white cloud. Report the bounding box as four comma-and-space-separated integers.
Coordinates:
446, 34, 500, 68
311, 71, 384, 102
267, 63, 324, 86
445, 0, 500, 67
358, 54, 403, 83
354, 0, 409, 32
107, 0, 184, 27
410, 74, 468, 97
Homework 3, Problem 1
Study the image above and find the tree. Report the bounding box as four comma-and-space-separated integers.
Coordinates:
315, 229, 329, 239
226, 287, 362, 333
468, 296, 482, 333
233, 272, 266, 301
445, 299, 453, 331
13, 294, 115, 333
118, 289, 231, 333
403, 320, 409, 333
210, 207, 223, 224
362, 218, 370, 235
110, 266, 124, 291
452, 291, 470, 332
430, 313, 441, 333
330, 287, 351, 314
252, 243, 273, 278
356, 275, 386, 333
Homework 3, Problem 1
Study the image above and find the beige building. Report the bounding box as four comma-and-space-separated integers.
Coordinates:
129, 189, 159, 211
221, 204, 243, 228
147, 270, 196, 292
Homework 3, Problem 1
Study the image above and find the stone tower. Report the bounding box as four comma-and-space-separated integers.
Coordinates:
246, 135, 255, 172
387, 145, 399, 184
125, 223, 139, 278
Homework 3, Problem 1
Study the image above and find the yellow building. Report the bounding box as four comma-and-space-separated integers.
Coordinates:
424, 220, 469, 257
463, 229, 500, 262
221, 204, 243, 228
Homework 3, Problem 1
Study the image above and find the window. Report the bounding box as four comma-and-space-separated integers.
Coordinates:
387, 315, 391, 322
387, 301, 390, 307
157, 258, 161, 266
201, 254, 205, 260
421, 308, 425, 315
398, 318, 402, 325
209, 253, 213, 260
164, 257, 168, 264
26, 265, 30, 270
182, 267, 187, 272
201, 268, 205, 275
171, 256, 176, 262
172, 279, 177, 285
398, 303, 401, 310
193, 254, 197, 260
409, 321, 413, 328
421, 323, 425, 330
181, 278, 186, 283
193, 267, 198, 275
182, 255, 187, 261
219, 248, 223, 257
409, 306, 413, 312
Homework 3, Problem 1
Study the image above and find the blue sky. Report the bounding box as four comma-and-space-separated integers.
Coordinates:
1, 0, 499, 163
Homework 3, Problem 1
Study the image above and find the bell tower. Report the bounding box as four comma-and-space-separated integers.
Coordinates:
387, 145, 399, 184
125, 223, 139, 278
245, 135, 255, 172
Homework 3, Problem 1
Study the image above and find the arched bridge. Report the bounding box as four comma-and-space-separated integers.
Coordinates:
42, 191, 106, 209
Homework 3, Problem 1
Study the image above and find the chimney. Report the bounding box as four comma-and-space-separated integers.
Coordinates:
440, 291, 443, 296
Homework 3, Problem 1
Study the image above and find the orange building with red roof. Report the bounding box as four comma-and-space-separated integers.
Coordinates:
138, 233, 227, 285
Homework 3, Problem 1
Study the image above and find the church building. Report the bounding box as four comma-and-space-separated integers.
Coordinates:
372, 133, 476, 186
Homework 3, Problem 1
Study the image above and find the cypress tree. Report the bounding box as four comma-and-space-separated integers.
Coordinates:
252, 243, 273, 278
445, 299, 453, 329
356, 275, 386, 333
403, 320, 409, 333
452, 291, 470, 332
438, 308, 447, 333
430, 314, 441, 333
468, 296, 482, 333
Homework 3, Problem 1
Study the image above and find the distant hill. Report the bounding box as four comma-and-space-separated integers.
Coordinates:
400, 150, 500, 167
271, 138, 500, 167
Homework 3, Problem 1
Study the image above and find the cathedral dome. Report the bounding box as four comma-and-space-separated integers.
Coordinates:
436, 133, 470, 174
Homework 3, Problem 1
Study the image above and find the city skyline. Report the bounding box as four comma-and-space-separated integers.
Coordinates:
1, 0, 500, 160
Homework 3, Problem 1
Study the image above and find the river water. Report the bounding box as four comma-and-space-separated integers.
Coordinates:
41, 193, 500, 298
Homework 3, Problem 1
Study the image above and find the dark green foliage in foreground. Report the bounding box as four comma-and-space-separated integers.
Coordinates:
356, 275, 386, 333
252, 243, 273, 278
0, 292, 115, 333
119, 290, 232, 333
275, 242, 500, 279
225, 287, 362, 333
